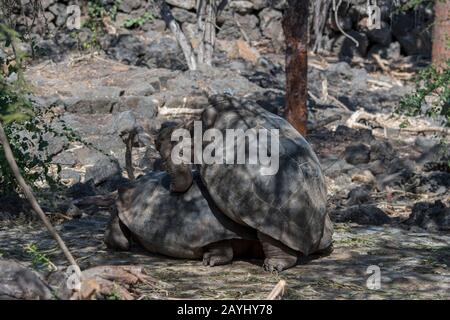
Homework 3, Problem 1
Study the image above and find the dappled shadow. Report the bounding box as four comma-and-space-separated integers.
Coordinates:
2, 214, 448, 299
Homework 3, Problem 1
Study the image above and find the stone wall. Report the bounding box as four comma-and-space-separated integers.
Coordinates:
4, 0, 434, 61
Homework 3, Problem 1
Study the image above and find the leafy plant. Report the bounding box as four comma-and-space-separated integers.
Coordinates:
106, 284, 122, 300
24, 242, 57, 271
73, 0, 121, 49
0, 24, 101, 196
83, 0, 120, 31
397, 59, 450, 126
395, 0, 446, 12
123, 12, 154, 29
0, 23, 63, 195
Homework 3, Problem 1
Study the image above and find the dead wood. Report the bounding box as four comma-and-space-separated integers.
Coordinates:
158, 0, 197, 70
310, 115, 342, 130
346, 109, 450, 135
267, 280, 286, 300
72, 265, 173, 300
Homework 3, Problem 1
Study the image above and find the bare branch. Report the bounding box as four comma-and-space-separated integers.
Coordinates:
197, 0, 207, 64
0, 121, 81, 277
158, 0, 197, 70
267, 280, 286, 300
312, 0, 331, 52
204, 0, 217, 66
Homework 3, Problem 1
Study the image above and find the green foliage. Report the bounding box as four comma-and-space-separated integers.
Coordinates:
395, 0, 446, 12
0, 24, 29, 121
72, 0, 121, 49
0, 25, 61, 195
83, 0, 120, 31
397, 60, 450, 126
0, 78, 32, 123
106, 284, 122, 300
123, 12, 154, 29
24, 242, 57, 272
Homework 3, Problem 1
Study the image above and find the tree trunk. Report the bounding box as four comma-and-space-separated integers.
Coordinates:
432, 0, 450, 68
197, 0, 207, 65
159, 0, 197, 70
282, 0, 310, 136
312, 0, 331, 53
204, 1, 217, 66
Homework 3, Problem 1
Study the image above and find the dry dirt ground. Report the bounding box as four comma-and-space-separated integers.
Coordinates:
1, 212, 448, 299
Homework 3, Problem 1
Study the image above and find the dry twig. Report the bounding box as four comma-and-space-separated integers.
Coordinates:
267, 280, 287, 300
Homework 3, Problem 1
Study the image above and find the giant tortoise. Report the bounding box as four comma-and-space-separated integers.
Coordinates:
104, 171, 261, 266
158, 95, 333, 272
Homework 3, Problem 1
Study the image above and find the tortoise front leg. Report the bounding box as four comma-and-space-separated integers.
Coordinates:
258, 232, 298, 272
202, 241, 234, 267
104, 209, 131, 251
156, 126, 193, 193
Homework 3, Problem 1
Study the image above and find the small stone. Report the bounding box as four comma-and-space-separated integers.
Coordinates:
85, 157, 121, 185
229, 1, 255, 13
366, 21, 392, 46
249, 0, 268, 10
165, 0, 196, 10
347, 186, 372, 206
404, 201, 450, 232
259, 8, 284, 49
65, 203, 83, 219
118, 0, 141, 13
0, 259, 53, 300
370, 140, 396, 162
171, 8, 196, 24
331, 205, 391, 225
345, 143, 371, 165
351, 170, 375, 185
226, 40, 260, 64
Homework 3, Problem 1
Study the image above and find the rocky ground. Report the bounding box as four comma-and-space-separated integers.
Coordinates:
1, 50, 449, 299
0, 0, 449, 300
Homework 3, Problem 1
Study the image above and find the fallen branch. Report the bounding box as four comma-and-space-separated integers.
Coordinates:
372, 54, 389, 73
158, 0, 197, 70
0, 122, 81, 277
328, 95, 351, 112
346, 109, 450, 134
74, 265, 173, 300
267, 280, 286, 300
400, 126, 450, 134
367, 78, 394, 89
345, 109, 382, 130
233, 10, 251, 44
196, 0, 207, 64
310, 114, 342, 130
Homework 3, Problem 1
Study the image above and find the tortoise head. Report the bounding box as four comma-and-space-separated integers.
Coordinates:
155, 121, 178, 153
